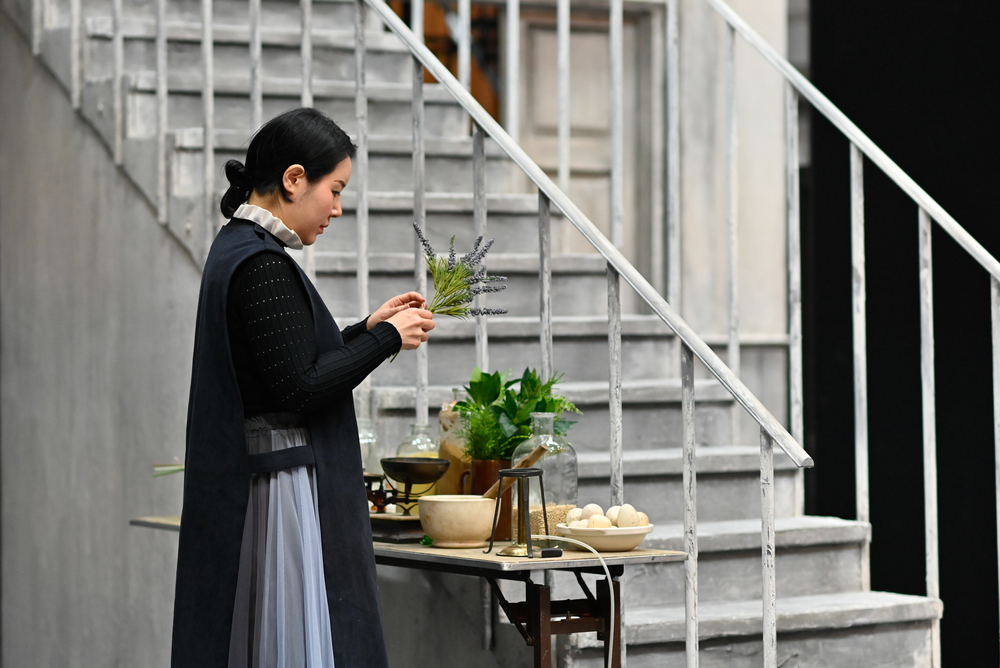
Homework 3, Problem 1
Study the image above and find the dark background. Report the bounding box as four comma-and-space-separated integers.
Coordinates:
806, 1, 999, 663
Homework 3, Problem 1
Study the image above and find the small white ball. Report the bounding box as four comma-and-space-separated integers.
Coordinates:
616, 503, 640, 527
570, 519, 590, 528
606, 505, 621, 526
580, 503, 604, 520
566, 507, 584, 523
587, 514, 613, 528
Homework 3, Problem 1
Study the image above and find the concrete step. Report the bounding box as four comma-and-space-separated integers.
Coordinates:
576, 446, 801, 523
169, 128, 519, 194
357, 314, 676, 385
544, 516, 864, 610
85, 17, 413, 85
368, 380, 737, 457
313, 252, 613, 317
563, 591, 941, 668
125, 71, 467, 138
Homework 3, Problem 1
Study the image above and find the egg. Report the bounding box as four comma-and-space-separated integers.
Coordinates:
566, 507, 584, 523
587, 514, 613, 528
580, 503, 604, 520
637, 511, 650, 526
616, 503, 640, 527
606, 505, 621, 526
570, 519, 590, 528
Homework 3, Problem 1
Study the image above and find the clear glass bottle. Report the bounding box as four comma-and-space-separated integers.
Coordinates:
509, 413, 578, 543
357, 418, 376, 470
396, 423, 438, 458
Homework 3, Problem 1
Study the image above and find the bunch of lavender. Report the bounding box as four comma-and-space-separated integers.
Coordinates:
413, 222, 508, 319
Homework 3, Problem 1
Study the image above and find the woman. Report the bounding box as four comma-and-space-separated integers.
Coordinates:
171, 107, 434, 668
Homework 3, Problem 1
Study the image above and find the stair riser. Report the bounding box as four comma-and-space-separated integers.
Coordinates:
138, 90, 466, 139
316, 272, 611, 317
577, 468, 797, 523
562, 622, 934, 668
366, 336, 676, 385
153, 0, 359, 30
327, 212, 544, 254
368, 405, 733, 467
88, 37, 412, 88
550, 542, 863, 609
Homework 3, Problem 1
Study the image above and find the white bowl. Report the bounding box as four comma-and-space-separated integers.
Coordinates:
555, 523, 654, 552
418, 495, 498, 548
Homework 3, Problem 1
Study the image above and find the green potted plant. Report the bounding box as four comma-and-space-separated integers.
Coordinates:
455, 367, 580, 539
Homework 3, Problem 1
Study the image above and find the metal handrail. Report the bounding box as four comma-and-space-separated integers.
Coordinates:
363, 0, 813, 469
703, 0, 1000, 282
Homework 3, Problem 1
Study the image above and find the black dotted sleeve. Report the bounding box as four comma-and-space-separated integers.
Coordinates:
230, 252, 402, 413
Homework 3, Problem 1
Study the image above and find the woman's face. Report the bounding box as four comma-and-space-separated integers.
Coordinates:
282, 158, 352, 246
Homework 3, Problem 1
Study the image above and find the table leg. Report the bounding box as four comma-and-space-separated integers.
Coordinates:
527, 581, 552, 668
597, 578, 623, 668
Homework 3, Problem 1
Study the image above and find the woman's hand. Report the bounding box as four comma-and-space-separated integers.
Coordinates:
367, 292, 426, 330
387, 307, 435, 350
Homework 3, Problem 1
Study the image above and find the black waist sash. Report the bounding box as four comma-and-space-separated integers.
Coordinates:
244, 412, 316, 475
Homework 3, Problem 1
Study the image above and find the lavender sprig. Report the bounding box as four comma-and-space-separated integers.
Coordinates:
391, 227, 509, 361
447, 236, 457, 271
413, 221, 436, 260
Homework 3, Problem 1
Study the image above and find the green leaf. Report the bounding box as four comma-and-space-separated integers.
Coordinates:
498, 413, 518, 438
554, 418, 577, 434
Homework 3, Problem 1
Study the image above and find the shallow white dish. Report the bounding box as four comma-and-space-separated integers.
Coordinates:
555, 523, 654, 552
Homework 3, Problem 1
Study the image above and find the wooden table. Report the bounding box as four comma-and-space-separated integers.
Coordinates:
374, 542, 683, 668
130, 516, 684, 668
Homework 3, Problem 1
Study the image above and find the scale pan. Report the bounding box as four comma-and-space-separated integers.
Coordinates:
380, 457, 450, 485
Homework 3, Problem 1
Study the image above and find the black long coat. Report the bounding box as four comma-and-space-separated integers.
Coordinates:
171, 220, 390, 667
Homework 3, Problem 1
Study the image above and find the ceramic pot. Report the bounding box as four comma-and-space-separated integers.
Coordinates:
418, 495, 496, 548
462, 459, 512, 541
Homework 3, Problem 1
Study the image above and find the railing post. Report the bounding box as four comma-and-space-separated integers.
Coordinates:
724, 24, 740, 442
301, 0, 317, 280
608, 266, 623, 506
112, 0, 124, 164
666, 0, 680, 375
70, 0, 81, 108
648, 4, 664, 296
760, 427, 777, 668
355, 0, 371, 420
413, 49, 428, 425
556, 0, 570, 194
202, 0, 216, 254
250, 0, 263, 128
505, 0, 519, 142
607, 262, 624, 667
918, 207, 941, 668
609, 0, 624, 250
991, 275, 1000, 660
539, 192, 553, 382
156, 0, 169, 224
457, 0, 471, 91
850, 143, 870, 590
681, 343, 699, 668
785, 81, 804, 514
473, 123, 489, 371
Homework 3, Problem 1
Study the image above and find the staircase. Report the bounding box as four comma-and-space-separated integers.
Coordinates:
9, 0, 948, 664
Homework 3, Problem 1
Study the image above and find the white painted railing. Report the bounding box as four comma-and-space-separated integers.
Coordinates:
358, 2, 812, 666
699, 0, 1000, 664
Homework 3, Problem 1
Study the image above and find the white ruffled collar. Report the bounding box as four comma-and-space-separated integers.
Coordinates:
230, 203, 304, 250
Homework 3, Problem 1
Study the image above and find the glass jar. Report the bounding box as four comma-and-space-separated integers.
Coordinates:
509, 413, 578, 543
357, 418, 376, 470
396, 423, 438, 458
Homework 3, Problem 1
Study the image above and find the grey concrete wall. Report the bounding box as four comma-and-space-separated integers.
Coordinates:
0, 16, 196, 666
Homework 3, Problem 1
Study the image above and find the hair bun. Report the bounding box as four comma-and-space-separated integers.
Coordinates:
225, 159, 252, 189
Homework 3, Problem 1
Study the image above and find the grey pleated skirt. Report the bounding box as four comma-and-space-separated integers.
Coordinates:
228, 415, 336, 668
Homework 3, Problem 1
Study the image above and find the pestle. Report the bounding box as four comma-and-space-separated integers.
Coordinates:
481, 444, 548, 500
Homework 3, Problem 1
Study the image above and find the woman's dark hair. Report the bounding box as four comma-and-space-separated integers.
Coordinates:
220, 107, 357, 218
